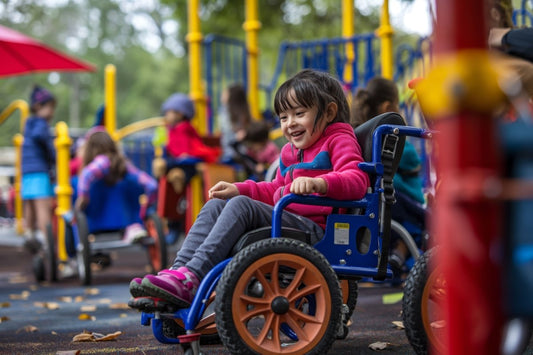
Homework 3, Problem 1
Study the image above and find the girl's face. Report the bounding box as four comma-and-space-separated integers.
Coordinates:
279, 93, 336, 150
35, 101, 56, 121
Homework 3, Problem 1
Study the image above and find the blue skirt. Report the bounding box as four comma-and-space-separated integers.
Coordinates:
22, 172, 54, 199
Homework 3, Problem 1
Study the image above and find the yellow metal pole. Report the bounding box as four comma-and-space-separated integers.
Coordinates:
104, 64, 117, 135
243, 0, 262, 120
376, 0, 394, 79
1, 100, 29, 235
13, 134, 24, 235
342, 0, 355, 86
187, 0, 206, 135
54, 122, 72, 262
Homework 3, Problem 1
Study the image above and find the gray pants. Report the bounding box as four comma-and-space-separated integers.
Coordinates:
173, 195, 324, 279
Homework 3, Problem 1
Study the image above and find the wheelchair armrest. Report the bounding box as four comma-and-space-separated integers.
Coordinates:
230, 226, 310, 256
271, 194, 369, 238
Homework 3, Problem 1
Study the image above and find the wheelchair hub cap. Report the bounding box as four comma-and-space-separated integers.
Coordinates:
271, 296, 290, 314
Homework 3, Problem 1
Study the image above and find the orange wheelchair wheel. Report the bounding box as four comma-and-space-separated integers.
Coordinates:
144, 214, 167, 272
403, 247, 446, 355
215, 238, 342, 355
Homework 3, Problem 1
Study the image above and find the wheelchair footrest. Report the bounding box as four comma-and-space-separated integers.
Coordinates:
128, 297, 180, 313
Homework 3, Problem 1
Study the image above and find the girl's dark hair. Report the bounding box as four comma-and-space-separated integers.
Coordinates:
273, 69, 350, 131
227, 83, 252, 131
82, 131, 127, 185
351, 77, 399, 127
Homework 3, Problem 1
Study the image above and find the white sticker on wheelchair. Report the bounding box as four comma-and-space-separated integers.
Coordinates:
334, 223, 350, 245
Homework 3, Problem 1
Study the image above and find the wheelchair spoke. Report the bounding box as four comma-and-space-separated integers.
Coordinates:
288, 307, 322, 324
288, 283, 321, 303
282, 313, 310, 342
253, 268, 275, 298
238, 302, 271, 323
283, 267, 305, 296
255, 312, 275, 345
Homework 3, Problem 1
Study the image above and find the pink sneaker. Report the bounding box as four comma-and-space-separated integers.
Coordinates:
141, 267, 199, 307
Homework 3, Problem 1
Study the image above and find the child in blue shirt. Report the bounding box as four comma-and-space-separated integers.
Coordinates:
22, 85, 56, 253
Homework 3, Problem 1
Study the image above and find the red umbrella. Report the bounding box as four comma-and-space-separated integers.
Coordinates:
0, 24, 95, 77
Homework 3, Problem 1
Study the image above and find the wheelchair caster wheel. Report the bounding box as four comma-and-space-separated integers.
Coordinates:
337, 324, 350, 340
32, 254, 45, 282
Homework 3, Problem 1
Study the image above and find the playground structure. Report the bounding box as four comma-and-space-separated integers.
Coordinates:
1, 0, 533, 353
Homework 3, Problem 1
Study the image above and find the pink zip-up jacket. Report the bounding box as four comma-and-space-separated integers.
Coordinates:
235, 122, 370, 229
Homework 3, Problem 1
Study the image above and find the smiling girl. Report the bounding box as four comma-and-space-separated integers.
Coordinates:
129, 69, 370, 307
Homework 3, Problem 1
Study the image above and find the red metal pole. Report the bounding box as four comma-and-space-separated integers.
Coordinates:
432, 0, 504, 354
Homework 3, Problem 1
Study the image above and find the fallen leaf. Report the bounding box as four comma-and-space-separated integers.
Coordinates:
119, 313, 127, 318
51, 331, 58, 335
109, 303, 129, 310
34, 302, 60, 310
72, 330, 122, 342
98, 298, 112, 304
431, 320, 446, 329
72, 331, 94, 342
80, 305, 96, 312
58, 296, 73, 303
0, 316, 10, 323
74, 296, 84, 302
369, 341, 391, 351
16, 325, 38, 333
95, 331, 122, 341
56, 351, 80, 355
392, 321, 405, 329
29, 285, 39, 291
84, 288, 100, 296
78, 313, 95, 321
9, 291, 30, 300
0, 302, 10, 308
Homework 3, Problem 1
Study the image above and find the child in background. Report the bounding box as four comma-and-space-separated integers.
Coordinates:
129, 69, 370, 307
352, 77, 426, 271
241, 120, 280, 180
22, 85, 57, 253
152, 93, 220, 194
75, 130, 158, 243
218, 83, 252, 164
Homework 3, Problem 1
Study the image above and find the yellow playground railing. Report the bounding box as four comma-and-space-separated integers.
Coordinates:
0, 100, 29, 235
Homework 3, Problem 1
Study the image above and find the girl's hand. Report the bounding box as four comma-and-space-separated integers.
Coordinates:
290, 177, 327, 195
74, 196, 89, 211
208, 181, 240, 200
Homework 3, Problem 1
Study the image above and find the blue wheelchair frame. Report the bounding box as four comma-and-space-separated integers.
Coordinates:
139, 115, 433, 353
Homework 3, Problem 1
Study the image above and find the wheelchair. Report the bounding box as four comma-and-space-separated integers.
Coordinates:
136, 112, 433, 355
402, 118, 533, 355
36, 172, 168, 286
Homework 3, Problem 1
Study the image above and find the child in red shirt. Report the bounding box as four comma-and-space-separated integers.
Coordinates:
152, 93, 220, 194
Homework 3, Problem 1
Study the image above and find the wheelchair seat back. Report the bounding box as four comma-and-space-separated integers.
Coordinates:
314, 112, 406, 279
354, 111, 406, 183
84, 173, 144, 233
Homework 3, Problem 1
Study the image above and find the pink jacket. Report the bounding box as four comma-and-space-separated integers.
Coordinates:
235, 122, 369, 228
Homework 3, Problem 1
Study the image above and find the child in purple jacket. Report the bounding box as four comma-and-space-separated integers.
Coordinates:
75, 130, 157, 243
129, 69, 370, 307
